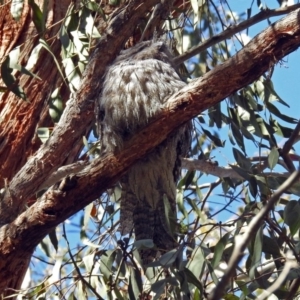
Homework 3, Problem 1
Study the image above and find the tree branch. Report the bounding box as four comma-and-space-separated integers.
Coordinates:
182, 158, 244, 179
208, 170, 300, 300
0, 0, 162, 223
1, 8, 300, 253
174, 3, 300, 65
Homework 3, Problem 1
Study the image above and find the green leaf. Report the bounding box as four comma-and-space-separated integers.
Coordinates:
224, 294, 239, 300
183, 170, 195, 188
8, 47, 41, 80
100, 250, 116, 280
235, 280, 250, 297
48, 229, 58, 252
183, 267, 203, 291
249, 226, 263, 279
186, 197, 201, 217
84, 0, 105, 17
133, 239, 155, 250
229, 165, 251, 181
228, 129, 236, 146
211, 232, 230, 268
284, 200, 300, 236
187, 246, 206, 280
80, 6, 101, 39
248, 176, 258, 198
82, 253, 95, 273
109, 0, 121, 5
263, 79, 289, 107
271, 119, 294, 138
232, 148, 251, 170
174, 270, 190, 297
62, 57, 81, 91
201, 126, 224, 147
49, 88, 64, 123
40, 239, 51, 257
240, 125, 256, 142
231, 123, 245, 152
222, 179, 230, 194
251, 114, 275, 140
1, 52, 26, 99
82, 238, 102, 248
206, 261, 219, 285
158, 249, 178, 267
176, 189, 187, 218
267, 147, 279, 170
39, 39, 67, 85
208, 103, 222, 128
190, 0, 199, 24
262, 235, 281, 256
113, 287, 125, 300
28, 0, 44, 34
37, 127, 51, 143
128, 267, 142, 300
152, 277, 178, 299
83, 202, 93, 231
266, 102, 297, 124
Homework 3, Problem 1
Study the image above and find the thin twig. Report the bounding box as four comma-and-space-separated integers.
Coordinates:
174, 4, 300, 65
285, 277, 300, 300
62, 225, 104, 300
279, 119, 300, 172
208, 170, 300, 300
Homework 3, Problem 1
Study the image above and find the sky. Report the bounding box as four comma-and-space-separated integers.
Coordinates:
186, 0, 300, 221
232, 0, 300, 123
229, 0, 300, 156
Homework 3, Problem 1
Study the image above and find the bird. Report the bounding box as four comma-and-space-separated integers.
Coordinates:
98, 40, 190, 265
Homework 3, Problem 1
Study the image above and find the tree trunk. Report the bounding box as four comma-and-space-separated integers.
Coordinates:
0, 0, 161, 296
0, 0, 72, 296
0, 0, 72, 187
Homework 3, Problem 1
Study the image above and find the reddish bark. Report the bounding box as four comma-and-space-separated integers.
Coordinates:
0, 0, 72, 186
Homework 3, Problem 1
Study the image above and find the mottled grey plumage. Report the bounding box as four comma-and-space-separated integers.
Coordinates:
99, 40, 190, 264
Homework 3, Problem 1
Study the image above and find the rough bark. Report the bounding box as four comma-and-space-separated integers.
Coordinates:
0, 1, 300, 297
0, 0, 162, 222
0, 0, 72, 185
0, 0, 161, 296
0, 0, 72, 295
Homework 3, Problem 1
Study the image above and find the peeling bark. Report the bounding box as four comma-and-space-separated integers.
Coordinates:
0, 0, 161, 296
0, 0, 71, 185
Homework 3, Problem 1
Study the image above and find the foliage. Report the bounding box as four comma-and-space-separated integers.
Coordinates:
2, 0, 300, 299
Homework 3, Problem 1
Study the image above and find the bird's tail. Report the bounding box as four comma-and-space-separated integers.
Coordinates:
133, 197, 177, 266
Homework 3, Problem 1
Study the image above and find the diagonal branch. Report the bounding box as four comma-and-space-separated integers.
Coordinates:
208, 170, 300, 300
0, 0, 162, 224
174, 3, 300, 65
1, 7, 300, 253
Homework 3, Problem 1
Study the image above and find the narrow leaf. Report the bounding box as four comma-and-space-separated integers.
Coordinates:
128, 267, 142, 300
267, 147, 279, 170
284, 200, 300, 236
48, 229, 58, 252
28, 0, 44, 34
